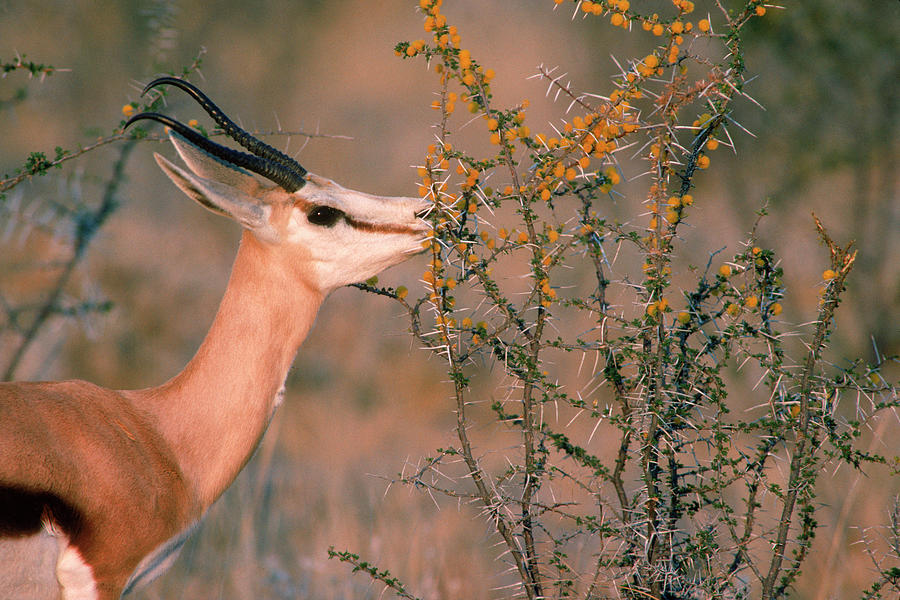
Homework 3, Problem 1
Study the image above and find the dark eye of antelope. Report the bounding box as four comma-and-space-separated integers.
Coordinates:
307, 205, 344, 228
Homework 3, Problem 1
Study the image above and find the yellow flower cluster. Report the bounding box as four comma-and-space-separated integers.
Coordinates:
646, 297, 670, 317
639, 8, 694, 39
562, 0, 713, 39
659, 193, 694, 228
576, 0, 631, 28
530, 107, 635, 199
539, 276, 558, 308
403, 39, 427, 57
404, 0, 760, 340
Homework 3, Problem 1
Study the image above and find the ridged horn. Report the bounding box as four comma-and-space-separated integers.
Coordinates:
124, 77, 307, 192
142, 77, 307, 179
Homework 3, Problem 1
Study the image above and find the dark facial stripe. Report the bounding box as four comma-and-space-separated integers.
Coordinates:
343, 214, 424, 235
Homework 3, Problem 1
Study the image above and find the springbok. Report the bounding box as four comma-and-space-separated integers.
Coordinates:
0, 77, 429, 600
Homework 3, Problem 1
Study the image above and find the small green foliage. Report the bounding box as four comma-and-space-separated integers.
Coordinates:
861, 567, 900, 599
327, 548, 422, 600
1, 54, 56, 78
22, 151, 53, 176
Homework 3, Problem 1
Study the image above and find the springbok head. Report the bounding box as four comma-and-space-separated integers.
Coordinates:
125, 77, 430, 292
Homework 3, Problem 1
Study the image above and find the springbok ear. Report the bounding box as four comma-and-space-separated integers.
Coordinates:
167, 132, 263, 197
153, 152, 275, 237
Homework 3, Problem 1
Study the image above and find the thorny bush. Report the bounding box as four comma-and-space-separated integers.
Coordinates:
337, 1, 899, 599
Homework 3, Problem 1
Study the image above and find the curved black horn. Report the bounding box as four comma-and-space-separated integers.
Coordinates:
125, 112, 307, 192
142, 77, 307, 181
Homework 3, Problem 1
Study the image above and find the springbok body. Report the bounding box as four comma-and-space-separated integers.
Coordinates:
0, 78, 428, 599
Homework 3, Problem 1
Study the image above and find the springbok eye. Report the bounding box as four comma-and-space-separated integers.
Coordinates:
307, 205, 344, 227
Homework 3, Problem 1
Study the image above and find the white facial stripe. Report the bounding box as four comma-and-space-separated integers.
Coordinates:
297, 174, 428, 226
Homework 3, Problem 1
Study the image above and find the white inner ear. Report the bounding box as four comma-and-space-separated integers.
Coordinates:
154, 152, 274, 235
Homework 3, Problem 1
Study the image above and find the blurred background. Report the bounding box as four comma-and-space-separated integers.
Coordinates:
1, 1, 897, 598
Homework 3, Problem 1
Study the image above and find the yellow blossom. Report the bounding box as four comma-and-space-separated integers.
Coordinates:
605, 167, 621, 185
458, 49, 472, 69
